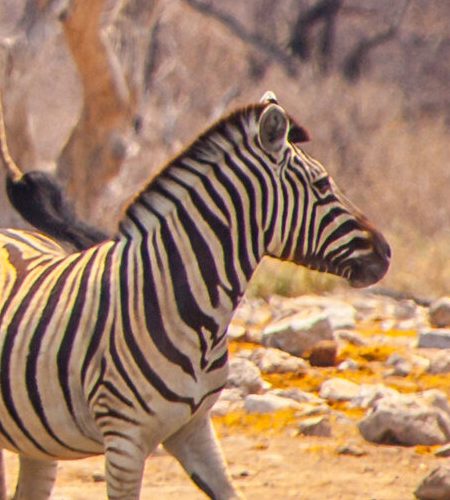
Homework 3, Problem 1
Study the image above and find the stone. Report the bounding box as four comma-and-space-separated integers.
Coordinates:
418, 329, 450, 349
309, 340, 338, 367
275, 295, 357, 330
435, 444, 450, 458
92, 472, 106, 483
271, 388, 325, 405
337, 359, 360, 372
232, 299, 273, 328
428, 352, 450, 374
415, 466, 450, 500
298, 416, 332, 437
226, 323, 247, 341
429, 297, 450, 328
359, 393, 450, 446
319, 378, 360, 402
262, 312, 333, 357
336, 444, 367, 457
349, 384, 399, 409
226, 358, 264, 395
211, 388, 245, 416
244, 393, 303, 414
335, 329, 367, 346
249, 347, 308, 374
385, 354, 412, 377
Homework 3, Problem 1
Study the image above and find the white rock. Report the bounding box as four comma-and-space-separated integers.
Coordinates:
429, 297, 450, 328
415, 466, 450, 500
336, 329, 367, 346
349, 384, 399, 409
227, 323, 247, 341
359, 393, 450, 446
249, 347, 308, 374
428, 352, 450, 374
298, 416, 332, 437
226, 358, 264, 395
212, 386, 249, 416
271, 388, 325, 405
319, 378, 360, 402
262, 312, 333, 357
337, 359, 360, 372
244, 393, 303, 414
418, 329, 450, 349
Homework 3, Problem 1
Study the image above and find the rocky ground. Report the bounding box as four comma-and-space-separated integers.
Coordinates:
3, 290, 450, 499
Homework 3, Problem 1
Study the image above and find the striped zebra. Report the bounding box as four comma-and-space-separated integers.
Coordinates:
0, 91, 390, 499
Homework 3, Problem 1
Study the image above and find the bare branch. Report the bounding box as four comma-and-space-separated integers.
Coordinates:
182, 0, 297, 76
342, 0, 411, 81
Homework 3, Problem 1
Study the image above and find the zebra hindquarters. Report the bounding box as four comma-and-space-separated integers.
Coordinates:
12, 455, 57, 500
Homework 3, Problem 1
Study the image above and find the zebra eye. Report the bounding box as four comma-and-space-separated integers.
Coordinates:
314, 177, 331, 194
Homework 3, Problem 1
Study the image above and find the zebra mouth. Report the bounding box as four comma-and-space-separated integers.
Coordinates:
347, 255, 390, 288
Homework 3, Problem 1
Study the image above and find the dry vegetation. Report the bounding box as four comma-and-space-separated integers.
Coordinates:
0, 0, 449, 297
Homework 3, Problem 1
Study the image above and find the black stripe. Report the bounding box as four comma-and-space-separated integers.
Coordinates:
117, 237, 196, 410
109, 325, 154, 414
154, 176, 220, 308
26, 256, 87, 453
81, 246, 115, 385
0, 260, 62, 454
138, 198, 219, 365
177, 161, 241, 299
124, 213, 199, 377
57, 252, 98, 416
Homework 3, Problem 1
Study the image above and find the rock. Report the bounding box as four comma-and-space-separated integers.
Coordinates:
232, 299, 273, 328
429, 297, 450, 328
298, 416, 332, 437
418, 329, 450, 349
249, 347, 308, 374
349, 384, 399, 409
309, 340, 338, 367
385, 354, 412, 377
227, 323, 247, 341
226, 358, 264, 395
337, 359, 360, 372
262, 312, 333, 357
273, 295, 357, 330
428, 352, 450, 374
244, 393, 303, 414
415, 466, 450, 500
271, 388, 325, 405
211, 388, 245, 416
435, 444, 450, 458
335, 329, 367, 346
319, 378, 360, 402
394, 299, 417, 320
359, 393, 450, 446
92, 472, 106, 483
336, 444, 367, 457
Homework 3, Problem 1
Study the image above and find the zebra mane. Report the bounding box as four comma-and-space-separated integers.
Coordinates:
117, 103, 266, 234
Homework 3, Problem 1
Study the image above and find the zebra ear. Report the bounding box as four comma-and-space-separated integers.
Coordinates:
260, 91, 278, 105
258, 104, 288, 154
288, 123, 310, 143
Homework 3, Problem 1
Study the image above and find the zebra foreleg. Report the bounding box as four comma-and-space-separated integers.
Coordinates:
163, 415, 245, 500
103, 431, 149, 500
12, 456, 57, 500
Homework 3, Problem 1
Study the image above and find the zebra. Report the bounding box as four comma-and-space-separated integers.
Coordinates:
0, 91, 390, 499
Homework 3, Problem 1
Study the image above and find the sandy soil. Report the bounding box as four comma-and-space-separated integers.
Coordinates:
3, 418, 438, 500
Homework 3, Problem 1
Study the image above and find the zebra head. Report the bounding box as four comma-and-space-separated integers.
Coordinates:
259, 92, 390, 288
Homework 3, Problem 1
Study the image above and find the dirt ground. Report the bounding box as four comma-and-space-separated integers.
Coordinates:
3, 419, 438, 500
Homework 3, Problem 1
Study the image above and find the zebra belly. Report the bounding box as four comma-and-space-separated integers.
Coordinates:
0, 356, 104, 460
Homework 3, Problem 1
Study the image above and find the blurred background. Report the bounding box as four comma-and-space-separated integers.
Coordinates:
0, 0, 449, 298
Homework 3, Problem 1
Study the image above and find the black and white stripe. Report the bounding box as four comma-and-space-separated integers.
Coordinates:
0, 91, 390, 499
